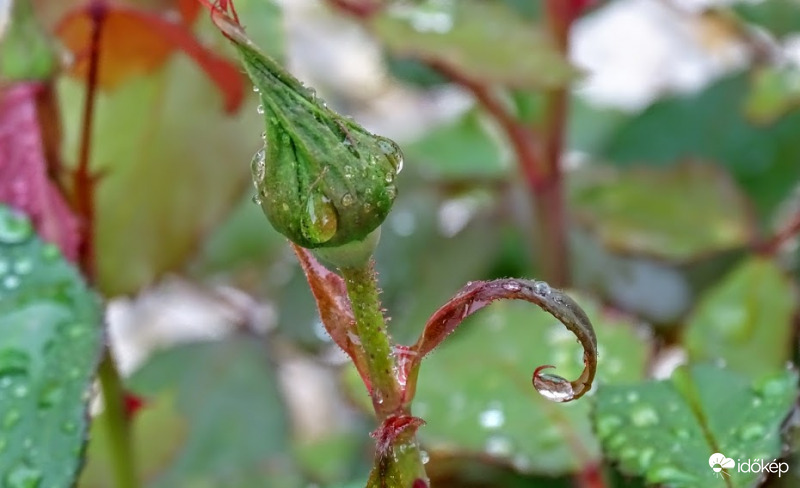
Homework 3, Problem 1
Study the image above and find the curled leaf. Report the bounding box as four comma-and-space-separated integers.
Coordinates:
291, 243, 371, 391
410, 279, 597, 402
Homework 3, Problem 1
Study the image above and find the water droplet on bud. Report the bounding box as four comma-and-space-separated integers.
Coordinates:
341, 193, 354, 207
301, 193, 338, 244
256, 104, 265, 115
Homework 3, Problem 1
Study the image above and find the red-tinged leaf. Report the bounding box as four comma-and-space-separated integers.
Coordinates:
409, 279, 597, 403
0, 83, 80, 261
179, 0, 202, 23
291, 244, 372, 392
56, 2, 243, 112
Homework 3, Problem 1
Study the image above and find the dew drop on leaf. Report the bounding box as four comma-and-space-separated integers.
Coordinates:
0, 211, 33, 245
3, 463, 42, 488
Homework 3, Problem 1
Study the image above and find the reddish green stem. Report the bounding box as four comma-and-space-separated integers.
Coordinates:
73, 3, 137, 487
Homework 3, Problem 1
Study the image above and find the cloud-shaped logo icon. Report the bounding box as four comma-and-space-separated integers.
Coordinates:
709, 453, 735, 473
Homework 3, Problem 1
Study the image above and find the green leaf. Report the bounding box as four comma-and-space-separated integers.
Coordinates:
411, 295, 649, 475
0, 205, 103, 486
372, 0, 573, 89
128, 337, 301, 487
733, 0, 800, 39
79, 393, 188, 487
0, 0, 57, 80
683, 258, 797, 381
593, 365, 798, 487
404, 110, 510, 180
570, 162, 754, 261
744, 66, 800, 124
600, 72, 800, 220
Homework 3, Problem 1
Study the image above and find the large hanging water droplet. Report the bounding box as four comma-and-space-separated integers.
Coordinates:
301, 192, 338, 244
533, 367, 575, 402
376, 137, 404, 174
0, 211, 32, 245
4, 463, 42, 488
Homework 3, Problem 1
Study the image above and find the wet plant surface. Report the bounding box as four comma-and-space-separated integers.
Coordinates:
2, 0, 800, 487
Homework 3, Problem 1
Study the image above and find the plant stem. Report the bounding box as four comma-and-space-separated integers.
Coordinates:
74, 3, 138, 487
339, 260, 401, 417
98, 351, 137, 488
756, 210, 800, 255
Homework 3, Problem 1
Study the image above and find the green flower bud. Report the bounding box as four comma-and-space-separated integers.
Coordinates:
231, 26, 403, 250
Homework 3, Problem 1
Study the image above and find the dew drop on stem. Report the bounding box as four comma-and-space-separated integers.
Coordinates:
533, 366, 575, 402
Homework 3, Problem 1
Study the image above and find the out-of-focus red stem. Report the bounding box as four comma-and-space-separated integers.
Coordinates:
427, 60, 546, 190
326, 0, 382, 19
756, 211, 800, 255
74, 0, 105, 283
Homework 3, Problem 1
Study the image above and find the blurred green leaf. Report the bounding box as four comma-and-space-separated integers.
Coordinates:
295, 432, 366, 486
600, 72, 800, 220
0, 205, 103, 487
192, 191, 287, 277
744, 66, 800, 124
0, 0, 57, 80
58, 4, 283, 296
594, 365, 798, 487
732, 0, 800, 39
372, 0, 573, 89
683, 258, 797, 381
80, 393, 187, 487
411, 296, 649, 475
129, 337, 301, 488
404, 110, 510, 180
570, 162, 754, 261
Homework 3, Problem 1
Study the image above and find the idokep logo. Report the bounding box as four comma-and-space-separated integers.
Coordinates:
708, 452, 789, 478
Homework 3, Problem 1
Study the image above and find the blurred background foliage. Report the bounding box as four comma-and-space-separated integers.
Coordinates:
3, 0, 800, 487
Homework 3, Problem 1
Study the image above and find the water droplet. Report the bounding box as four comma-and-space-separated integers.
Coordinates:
343, 165, 354, 178
250, 147, 266, 184
502, 281, 521, 292
251, 194, 263, 206
630, 405, 659, 427
38, 382, 63, 409
595, 415, 622, 437
261, 130, 266, 141
12, 259, 32, 276
740, 423, 765, 441
256, 104, 265, 115
386, 185, 397, 200
533, 281, 551, 295
484, 435, 512, 457
385, 171, 395, 183
302, 192, 338, 244
3, 409, 21, 428
341, 193, 354, 207
3, 275, 20, 290
12, 384, 28, 398
533, 369, 574, 402
638, 447, 655, 468
4, 463, 42, 488
41, 244, 59, 261
0, 211, 32, 244
376, 137, 404, 173
420, 450, 430, 464
478, 404, 505, 429
61, 421, 77, 434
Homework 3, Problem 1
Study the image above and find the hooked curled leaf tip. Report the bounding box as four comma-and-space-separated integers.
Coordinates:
198, 0, 245, 42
